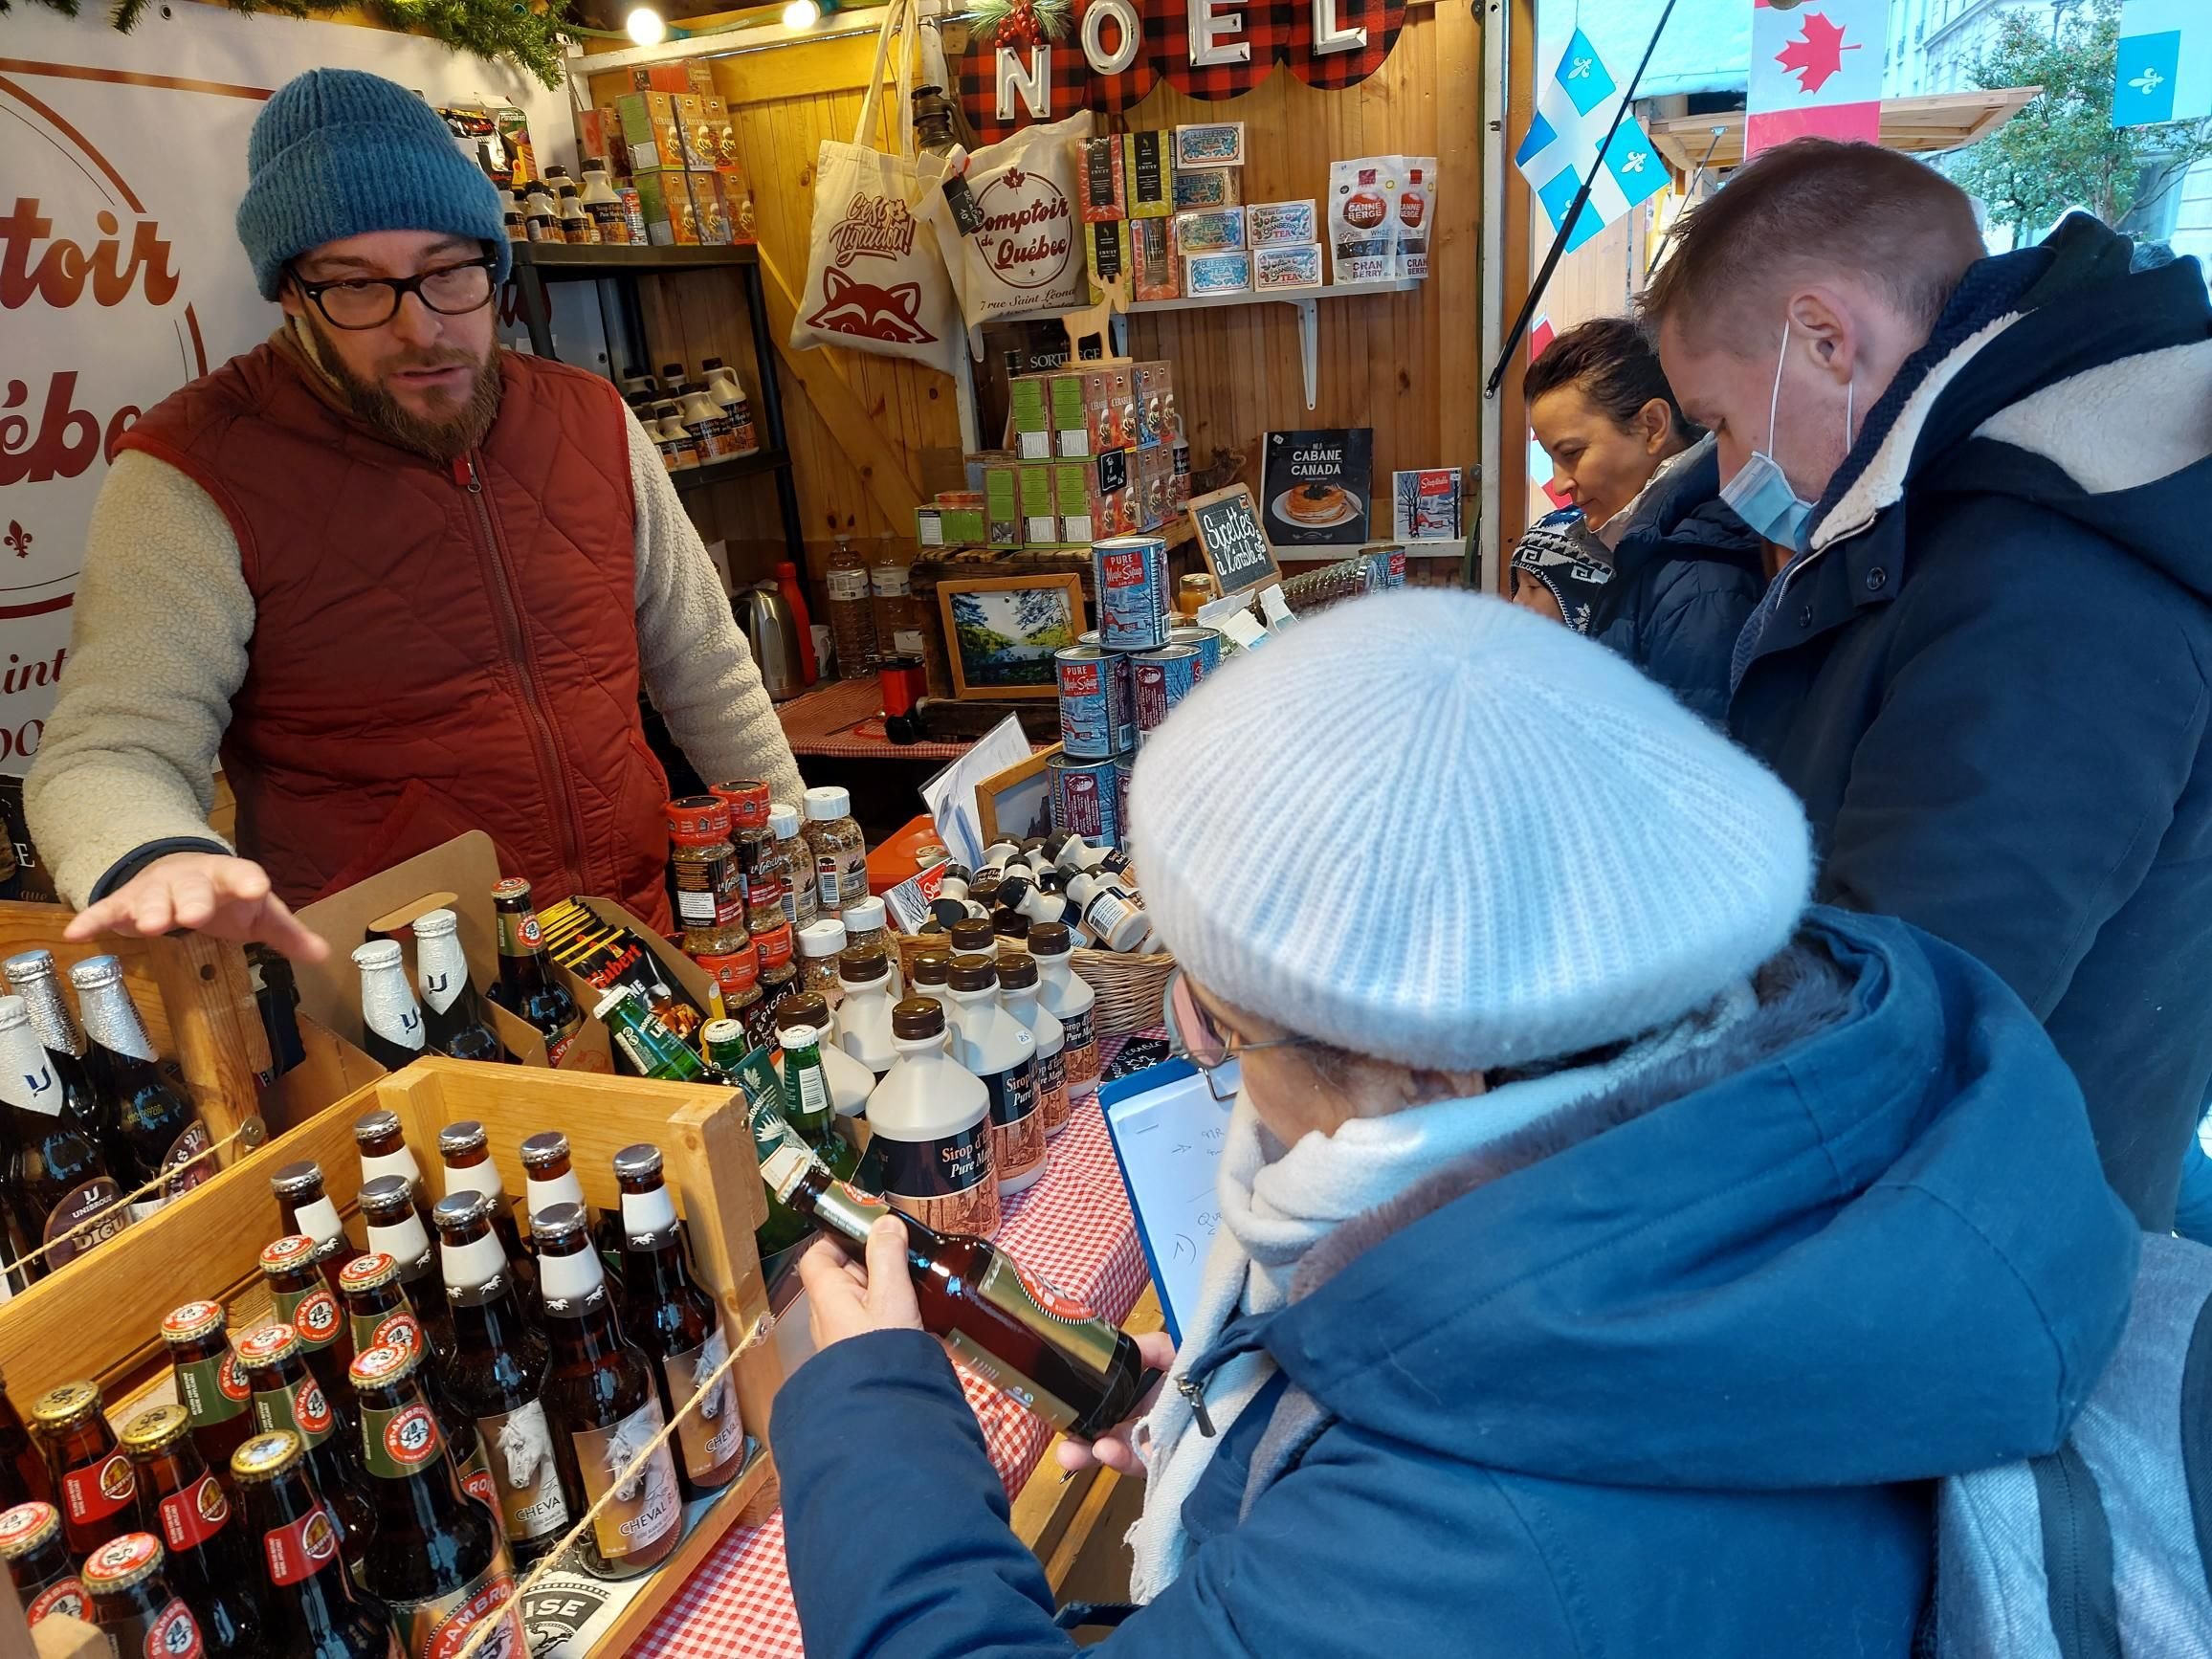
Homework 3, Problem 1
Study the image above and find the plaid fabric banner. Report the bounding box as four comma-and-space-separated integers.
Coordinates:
960, 0, 1405, 139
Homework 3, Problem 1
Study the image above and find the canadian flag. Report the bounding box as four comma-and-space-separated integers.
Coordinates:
1746, 0, 1889, 159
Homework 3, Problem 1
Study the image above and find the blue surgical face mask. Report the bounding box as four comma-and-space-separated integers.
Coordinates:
1720, 320, 1852, 555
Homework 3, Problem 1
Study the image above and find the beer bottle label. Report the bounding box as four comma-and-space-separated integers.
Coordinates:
253, 1378, 335, 1449
389, 1559, 523, 1659
25, 1576, 87, 1624
942, 1331, 1081, 1432
544, 1017, 582, 1069
475, 1400, 569, 1544
59, 1451, 135, 1529
972, 1252, 1119, 1379
663, 1328, 743, 1484
175, 1351, 251, 1427
875, 1123, 999, 1236
570, 1399, 680, 1561
128, 1120, 212, 1225
982, 1059, 1044, 1183
275, 1280, 343, 1353
1035, 1046, 1069, 1134
139, 1596, 203, 1659
42, 1178, 128, 1268
457, 1439, 498, 1512
362, 1401, 443, 1480
349, 1307, 427, 1360
261, 1504, 342, 1585
156, 1471, 232, 1552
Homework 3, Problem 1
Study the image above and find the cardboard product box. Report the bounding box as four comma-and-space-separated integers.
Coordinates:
1085, 448, 1139, 540
1254, 243, 1324, 292
917, 505, 948, 548
688, 169, 733, 245
613, 91, 685, 173
685, 57, 718, 94
628, 64, 693, 93
1185, 249, 1251, 297
675, 93, 718, 170
1084, 362, 1138, 453
1173, 166, 1240, 211
596, 104, 630, 175
631, 167, 697, 246
1247, 200, 1318, 248
979, 453, 1023, 547
1134, 361, 1176, 448
1139, 443, 1173, 530
1131, 215, 1181, 302
1083, 218, 1131, 307
1175, 206, 1245, 254
1055, 457, 1097, 543
1019, 462, 1060, 544
1125, 130, 1174, 218
1008, 375, 1052, 461
1051, 371, 1092, 458
1079, 134, 1127, 222
574, 108, 609, 171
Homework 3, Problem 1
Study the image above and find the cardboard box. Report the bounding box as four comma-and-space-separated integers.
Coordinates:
675, 93, 718, 170
1175, 206, 1246, 254
1185, 249, 1251, 296
1247, 200, 1318, 247
1173, 166, 1240, 211
1051, 371, 1092, 458
1008, 375, 1052, 461
1083, 218, 1131, 306
1131, 216, 1181, 301
685, 57, 718, 95
979, 453, 1023, 547
1125, 130, 1175, 218
1254, 243, 1323, 291
613, 91, 685, 173
631, 167, 696, 246
1079, 134, 1126, 222
688, 169, 733, 245
1055, 458, 1096, 543
1134, 361, 1175, 448
628, 64, 693, 93
1019, 462, 1059, 544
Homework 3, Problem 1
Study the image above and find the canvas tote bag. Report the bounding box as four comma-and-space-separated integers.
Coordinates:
789, 0, 962, 375
921, 108, 1094, 353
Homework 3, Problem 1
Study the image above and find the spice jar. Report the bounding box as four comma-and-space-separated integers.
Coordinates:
754, 920, 799, 1022
802, 786, 868, 917
797, 918, 849, 1006
769, 803, 820, 930
694, 941, 763, 1043
715, 780, 784, 935
838, 895, 902, 996
666, 796, 746, 958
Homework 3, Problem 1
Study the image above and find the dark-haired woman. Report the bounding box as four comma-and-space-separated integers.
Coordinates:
1511, 316, 1765, 721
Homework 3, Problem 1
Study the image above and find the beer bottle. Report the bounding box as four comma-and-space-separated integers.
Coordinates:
520, 1130, 624, 1283
353, 940, 428, 1073
760, 1143, 1151, 1439
335, 1254, 494, 1514
161, 1301, 256, 1493
231, 1431, 401, 1659
29, 1381, 136, 1556
409, 909, 507, 1064
348, 1343, 524, 1659
70, 956, 211, 1221
0, 1373, 48, 1510
232, 1324, 372, 1574
0, 1501, 85, 1626
81, 1532, 204, 1658
436, 1122, 539, 1320
701, 1017, 749, 1082
771, 1004, 861, 1183
260, 1233, 354, 1401
534, 1203, 682, 1578
352, 1110, 433, 1229
614, 1144, 744, 1494
594, 985, 707, 1081
1, 949, 109, 1146
121, 1404, 264, 1657
273, 1161, 365, 1291
0, 994, 128, 1273
486, 878, 583, 1065
357, 1178, 453, 1363
433, 1192, 569, 1567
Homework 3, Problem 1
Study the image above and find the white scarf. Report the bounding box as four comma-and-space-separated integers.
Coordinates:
1123, 982, 1757, 1601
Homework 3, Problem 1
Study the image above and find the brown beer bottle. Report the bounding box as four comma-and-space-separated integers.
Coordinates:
0, 1500, 86, 1626
357, 1178, 454, 1363
0, 994, 128, 1275
613, 1144, 744, 1494
352, 1111, 433, 1229
274, 1161, 365, 1292
339, 1255, 495, 1515
409, 909, 508, 1064
70, 956, 212, 1220
260, 1233, 354, 1402
433, 1192, 570, 1568
533, 1203, 682, 1578
0, 1368, 50, 1509
348, 1343, 523, 1659
29, 1380, 136, 1556
2, 949, 110, 1149
232, 1431, 401, 1659
437, 1122, 539, 1321
122, 1405, 264, 1656
233, 1324, 372, 1575
81, 1532, 204, 1658
520, 1130, 624, 1283
161, 1301, 257, 1496
485, 878, 583, 1065
759, 1143, 1150, 1439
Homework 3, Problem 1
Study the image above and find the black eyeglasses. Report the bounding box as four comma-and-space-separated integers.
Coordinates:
289, 255, 498, 331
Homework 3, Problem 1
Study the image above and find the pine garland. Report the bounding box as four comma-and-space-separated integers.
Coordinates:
5, 0, 575, 89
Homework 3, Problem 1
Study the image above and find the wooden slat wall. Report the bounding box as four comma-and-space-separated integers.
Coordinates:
588, 6, 1480, 591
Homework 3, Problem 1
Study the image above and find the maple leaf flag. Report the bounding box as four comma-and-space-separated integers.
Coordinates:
1747, 0, 1888, 159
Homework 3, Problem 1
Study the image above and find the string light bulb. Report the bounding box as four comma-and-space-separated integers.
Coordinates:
625, 5, 668, 43
781, 0, 822, 28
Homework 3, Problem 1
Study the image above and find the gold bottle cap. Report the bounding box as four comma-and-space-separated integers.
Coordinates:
230, 1431, 304, 1484
120, 1404, 192, 1456
30, 1381, 102, 1433
80, 1532, 164, 1594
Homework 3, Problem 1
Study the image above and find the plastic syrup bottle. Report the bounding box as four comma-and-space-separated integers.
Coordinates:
996, 953, 1068, 1142
943, 956, 1042, 1196
838, 896, 902, 997
863, 999, 998, 1235
1027, 924, 1099, 1106
833, 947, 897, 1078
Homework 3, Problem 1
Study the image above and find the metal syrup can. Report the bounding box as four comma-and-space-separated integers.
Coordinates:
1131, 643, 1200, 738
1054, 646, 1135, 759
1093, 536, 1172, 652
1049, 755, 1123, 848
1169, 624, 1223, 678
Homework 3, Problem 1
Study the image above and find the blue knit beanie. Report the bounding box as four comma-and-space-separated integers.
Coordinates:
1130, 591, 1814, 1071
237, 69, 512, 301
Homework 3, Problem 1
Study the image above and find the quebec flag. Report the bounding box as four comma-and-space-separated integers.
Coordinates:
2114, 0, 2211, 126
1515, 30, 1670, 254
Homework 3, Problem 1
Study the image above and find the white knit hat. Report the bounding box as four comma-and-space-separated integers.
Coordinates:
1129, 591, 1812, 1071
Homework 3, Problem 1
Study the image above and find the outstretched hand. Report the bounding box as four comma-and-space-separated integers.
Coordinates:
64, 852, 330, 963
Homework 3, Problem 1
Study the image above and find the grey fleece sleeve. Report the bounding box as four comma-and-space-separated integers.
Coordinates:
625, 410, 807, 806
25, 452, 245, 908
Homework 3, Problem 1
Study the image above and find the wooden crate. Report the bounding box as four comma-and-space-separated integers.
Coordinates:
0, 899, 274, 1157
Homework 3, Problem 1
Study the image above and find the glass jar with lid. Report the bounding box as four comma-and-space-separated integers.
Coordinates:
666, 796, 746, 958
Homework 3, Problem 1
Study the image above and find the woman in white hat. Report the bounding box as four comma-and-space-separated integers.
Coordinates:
775, 591, 2135, 1659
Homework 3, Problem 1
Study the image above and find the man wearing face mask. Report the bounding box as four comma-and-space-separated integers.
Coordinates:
1646, 137, 2212, 1228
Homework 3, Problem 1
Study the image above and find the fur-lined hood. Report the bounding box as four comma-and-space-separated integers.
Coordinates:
1222, 908, 2138, 1493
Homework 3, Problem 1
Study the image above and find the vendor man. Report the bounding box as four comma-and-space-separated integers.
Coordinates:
28, 68, 803, 959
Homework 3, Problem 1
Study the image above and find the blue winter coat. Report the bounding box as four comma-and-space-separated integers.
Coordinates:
1728, 216, 2212, 1228
1587, 441, 1765, 722
771, 910, 2138, 1659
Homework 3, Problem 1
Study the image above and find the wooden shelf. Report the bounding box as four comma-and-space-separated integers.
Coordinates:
511, 240, 761, 280
672, 446, 793, 492
1117, 278, 1425, 409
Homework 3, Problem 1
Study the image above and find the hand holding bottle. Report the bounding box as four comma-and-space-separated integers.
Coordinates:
798, 1218, 922, 1347
1051, 1330, 1175, 1477
65, 852, 330, 962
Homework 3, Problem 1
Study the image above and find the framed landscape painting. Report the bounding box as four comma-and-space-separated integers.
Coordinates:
938, 572, 1087, 699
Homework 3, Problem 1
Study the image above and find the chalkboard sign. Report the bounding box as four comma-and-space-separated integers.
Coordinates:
1188, 483, 1280, 597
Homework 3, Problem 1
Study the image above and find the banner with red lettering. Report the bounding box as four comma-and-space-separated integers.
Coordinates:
957, 0, 1405, 141
0, 8, 572, 779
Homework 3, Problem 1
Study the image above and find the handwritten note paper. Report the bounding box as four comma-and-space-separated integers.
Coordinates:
1101, 1058, 1238, 1344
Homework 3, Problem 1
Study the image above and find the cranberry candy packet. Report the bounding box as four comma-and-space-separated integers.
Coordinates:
1329, 159, 1398, 284
1394, 156, 1435, 279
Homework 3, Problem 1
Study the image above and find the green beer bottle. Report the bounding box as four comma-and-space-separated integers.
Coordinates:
594, 988, 706, 1082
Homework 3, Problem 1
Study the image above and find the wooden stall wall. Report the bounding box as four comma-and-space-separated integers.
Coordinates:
587, 0, 1481, 596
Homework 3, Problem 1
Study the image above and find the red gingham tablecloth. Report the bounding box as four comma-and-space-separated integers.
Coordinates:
631, 1088, 1151, 1655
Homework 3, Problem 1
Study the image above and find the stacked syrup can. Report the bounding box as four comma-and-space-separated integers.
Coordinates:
1050, 539, 1223, 849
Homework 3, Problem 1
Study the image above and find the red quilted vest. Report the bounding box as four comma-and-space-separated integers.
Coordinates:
119, 333, 674, 931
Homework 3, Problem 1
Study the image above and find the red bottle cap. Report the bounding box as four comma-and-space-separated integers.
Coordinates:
665, 795, 733, 843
